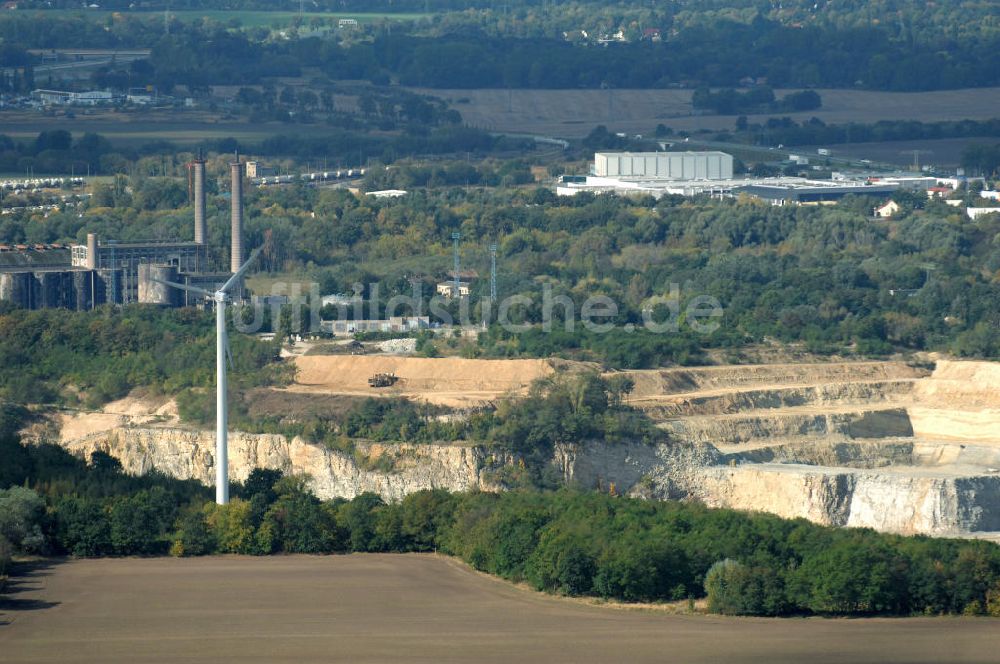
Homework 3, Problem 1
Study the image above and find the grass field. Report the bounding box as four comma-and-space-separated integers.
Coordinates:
17, 9, 431, 28
0, 111, 333, 148
426, 87, 1000, 139
2, 555, 999, 663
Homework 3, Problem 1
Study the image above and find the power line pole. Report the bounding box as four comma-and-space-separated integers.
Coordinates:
109, 241, 118, 305
489, 243, 497, 301
451, 232, 461, 298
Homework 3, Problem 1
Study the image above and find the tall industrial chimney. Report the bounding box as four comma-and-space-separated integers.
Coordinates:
86, 233, 98, 269
193, 156, 206, 245
230, 157, 243, 273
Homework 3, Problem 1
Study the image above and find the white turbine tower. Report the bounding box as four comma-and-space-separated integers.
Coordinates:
155, 248, 261, 504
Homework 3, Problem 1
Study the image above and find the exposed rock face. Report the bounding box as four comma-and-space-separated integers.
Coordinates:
660, 408, 913, 445
40, 358, 1000, 540
689, 463, 1000, 536
617, 360, 1000, 538
60, 428, 503, 502
552, 440, 720, 499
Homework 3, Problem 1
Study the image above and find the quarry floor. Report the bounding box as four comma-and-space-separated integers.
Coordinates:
2, 555, 999, 664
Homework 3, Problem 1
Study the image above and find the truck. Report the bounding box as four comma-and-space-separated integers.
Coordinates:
367, 373, 398, 388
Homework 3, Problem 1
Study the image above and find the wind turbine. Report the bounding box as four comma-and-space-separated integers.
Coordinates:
154, 248, 261, 504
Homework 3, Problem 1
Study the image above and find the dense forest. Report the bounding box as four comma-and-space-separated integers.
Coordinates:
0, 124, 507, 176
2, 1, 1000, 91
13, 1, 1000, 43
3, 421, 1000, 618
0, 306, 287, 407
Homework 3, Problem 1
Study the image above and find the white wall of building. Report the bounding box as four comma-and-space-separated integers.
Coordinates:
967, 207, 1000, 220
593, 151, 733, 180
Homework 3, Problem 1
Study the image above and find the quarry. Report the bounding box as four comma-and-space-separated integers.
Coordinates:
39, 355, 1000, 541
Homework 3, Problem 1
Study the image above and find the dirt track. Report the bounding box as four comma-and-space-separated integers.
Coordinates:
1, 555, 998, 664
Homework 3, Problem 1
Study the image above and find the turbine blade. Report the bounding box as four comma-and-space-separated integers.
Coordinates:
151, 278, 213, 297
221, 246, 263, 294
225, 337, 234, 370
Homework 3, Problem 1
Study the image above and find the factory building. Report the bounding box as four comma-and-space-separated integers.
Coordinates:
321, 316, 430, 337
73, 153, 246, 306
134, 154, 247, 306
0, 245, 120, 311
593, 151, 734, 180
72, 235, 206, 304
0, 266, 117, 310
2, 153, 249, 311
557, 152, 905, 205
557, 151, 736, 198
735, 181, 900, 205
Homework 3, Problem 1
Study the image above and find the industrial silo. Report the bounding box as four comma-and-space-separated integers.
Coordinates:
72, 270, 95, 311
138, 264, 180, 306
0, 271, 34, 309
97, 268, 122, 306
35, 270, 73, 309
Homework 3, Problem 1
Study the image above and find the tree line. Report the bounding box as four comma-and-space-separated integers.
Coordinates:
0, 126, 511, 177
692, 87, 821, 115
3, 5, 1000, 92
722, 116, 1000, 153
0, 306, 287, 408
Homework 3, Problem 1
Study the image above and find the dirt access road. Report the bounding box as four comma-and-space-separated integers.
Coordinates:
2, 555, 998, 664
290, 355, 556, 407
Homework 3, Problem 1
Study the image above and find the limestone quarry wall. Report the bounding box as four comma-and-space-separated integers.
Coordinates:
38, 358, 1000, 540
47, 424, 1000, 538
60, 427, 502, 502
691, 463, 1000, 536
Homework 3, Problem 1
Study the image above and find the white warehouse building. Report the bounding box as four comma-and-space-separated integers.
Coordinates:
594, 151, 733, 180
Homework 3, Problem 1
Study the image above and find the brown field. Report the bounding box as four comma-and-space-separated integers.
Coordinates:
424, 87, 1000, 138
2, 555, 999, 663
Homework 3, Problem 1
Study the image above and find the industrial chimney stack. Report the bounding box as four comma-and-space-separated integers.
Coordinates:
86, 233, 98, 269
193, 156, 206, 245
229, 156, 243, 274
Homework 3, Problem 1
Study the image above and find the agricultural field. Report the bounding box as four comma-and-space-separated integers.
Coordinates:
425, 87, 1000, 139
2, 555, 999, 664
0, 110, 328, 148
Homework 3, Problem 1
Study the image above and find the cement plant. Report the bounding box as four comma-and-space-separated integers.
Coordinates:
3, 2, 1000, 663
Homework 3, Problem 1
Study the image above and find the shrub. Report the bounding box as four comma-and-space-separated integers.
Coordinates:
0, 534, 11, 577
705, 559, 788, 616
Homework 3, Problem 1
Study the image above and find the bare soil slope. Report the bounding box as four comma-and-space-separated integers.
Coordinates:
53, 394, 178, 443
291, 355, 555, 406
